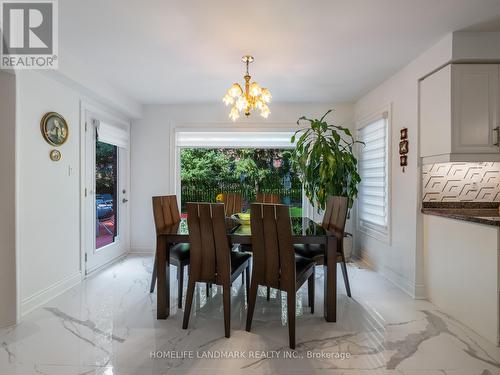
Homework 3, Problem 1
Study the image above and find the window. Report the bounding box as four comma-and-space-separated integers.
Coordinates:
357, 111, 390, 242
179, 148, 302, 216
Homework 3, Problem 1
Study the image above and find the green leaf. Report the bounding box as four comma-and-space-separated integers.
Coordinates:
290, 108, 362, 210
319, 109, 333, 122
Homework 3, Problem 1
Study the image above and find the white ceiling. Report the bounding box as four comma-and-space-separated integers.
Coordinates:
60, 0, 500, 105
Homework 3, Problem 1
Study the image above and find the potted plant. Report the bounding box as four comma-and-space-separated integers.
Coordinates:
291, 109, 363, 212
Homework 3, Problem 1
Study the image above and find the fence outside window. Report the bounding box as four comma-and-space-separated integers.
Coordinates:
181, 177, 302, 213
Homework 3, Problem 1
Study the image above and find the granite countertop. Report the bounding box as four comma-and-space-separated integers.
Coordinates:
421, 202, 500, 227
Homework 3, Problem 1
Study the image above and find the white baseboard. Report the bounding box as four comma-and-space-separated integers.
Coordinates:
129, 247, 154, 255
413, 283, 426, 299
21, 271, 82, 317
382, 264, 416, 298
355, 253, 373, 269
85, 253, 128, 278
358, 252, 421, 299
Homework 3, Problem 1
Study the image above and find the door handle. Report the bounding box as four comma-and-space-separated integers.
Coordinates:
494, 126, 500, 146
122, 198, 129, 203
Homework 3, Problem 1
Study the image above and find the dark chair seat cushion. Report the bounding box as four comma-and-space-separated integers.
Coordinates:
294, 243, 345, 265
231, 250, 251, 273
295, 255, 314, 279
293, 243, 324, 260
170, 243, 190, 261
295, 255, 315, 281
238, 244, 253, 252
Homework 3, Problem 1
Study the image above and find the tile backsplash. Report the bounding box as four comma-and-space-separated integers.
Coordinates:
422, 162, 500, 202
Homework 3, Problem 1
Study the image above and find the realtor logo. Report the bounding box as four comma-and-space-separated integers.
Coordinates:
1, 0, 58, 69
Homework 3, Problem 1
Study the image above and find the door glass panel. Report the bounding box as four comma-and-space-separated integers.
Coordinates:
96, 141, 118, 249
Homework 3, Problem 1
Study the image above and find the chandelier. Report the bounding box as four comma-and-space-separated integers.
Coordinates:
223, 55, 272, 121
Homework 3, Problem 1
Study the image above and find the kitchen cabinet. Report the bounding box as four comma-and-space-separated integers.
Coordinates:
420, 64, 500, 163
423, 213, 500, 345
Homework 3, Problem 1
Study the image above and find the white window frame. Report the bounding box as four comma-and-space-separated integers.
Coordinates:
356, 105, 392, 244
168, 122, 301, 212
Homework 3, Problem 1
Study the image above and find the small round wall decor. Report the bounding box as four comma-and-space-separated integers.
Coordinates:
41, 112, 69, 146
49, 149, 61, 161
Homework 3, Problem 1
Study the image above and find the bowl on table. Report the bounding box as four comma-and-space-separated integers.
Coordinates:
231, 213, 250, 225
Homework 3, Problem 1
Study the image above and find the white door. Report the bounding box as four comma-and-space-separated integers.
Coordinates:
84, 113, 130, 274
452, 64, 500, 154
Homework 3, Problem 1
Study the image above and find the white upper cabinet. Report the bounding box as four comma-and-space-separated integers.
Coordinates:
420, 64, 500, 163
452, 65, 499, 153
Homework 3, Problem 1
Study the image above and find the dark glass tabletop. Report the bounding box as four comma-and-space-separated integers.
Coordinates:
230, 217, 328, 237
165, 217, 328, 240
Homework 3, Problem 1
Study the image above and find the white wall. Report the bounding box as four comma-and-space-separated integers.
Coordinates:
45, 52, 143, 119
0, 71, 17, 327
16, 71, 131, 316
17, 71, 81, 314
130, 102, 355, 253
354, 34, 453, 297
452, 31, 500, 61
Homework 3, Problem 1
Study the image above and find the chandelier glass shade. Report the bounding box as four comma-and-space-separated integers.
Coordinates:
223, 55, 272, 121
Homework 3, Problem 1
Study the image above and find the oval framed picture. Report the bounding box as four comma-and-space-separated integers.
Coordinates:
49, 149, 61, 161
41, 112, 69, 146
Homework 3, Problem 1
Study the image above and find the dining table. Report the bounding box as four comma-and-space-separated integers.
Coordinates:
154, 216, 339, 322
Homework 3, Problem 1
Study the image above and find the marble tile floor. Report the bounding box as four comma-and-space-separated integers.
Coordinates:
0, 255, 499, 375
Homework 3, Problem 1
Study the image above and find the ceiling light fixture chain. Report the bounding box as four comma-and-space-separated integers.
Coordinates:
223, 55, 271, 121
244, 56, 250, 75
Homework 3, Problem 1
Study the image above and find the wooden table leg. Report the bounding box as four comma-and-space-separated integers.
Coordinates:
324, 235, 337, 322
156, 235, 170, 319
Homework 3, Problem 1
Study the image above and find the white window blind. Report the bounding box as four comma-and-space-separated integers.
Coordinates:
176, 131, 295, 148
357, 113, 389, 239
96, 120, 129, 148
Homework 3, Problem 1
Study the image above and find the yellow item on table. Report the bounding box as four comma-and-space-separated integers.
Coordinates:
231, 212, 250, 225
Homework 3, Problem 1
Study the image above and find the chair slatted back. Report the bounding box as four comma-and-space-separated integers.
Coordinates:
250, 203, 295, 290
223, 193, 243, 216
322, 196, 348, 236
152, 195, 181, 234
256, 193, 280, 204
187, 203, 231, 284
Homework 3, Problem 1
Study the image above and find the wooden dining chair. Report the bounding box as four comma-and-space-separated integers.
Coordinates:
242, 193, 280, 299
246, 203, 315, 349
150, 195, 190, 309
256, 192, 280, 204
183, 203, 251, 338
222, 193, 243, 216
293, 196, 351, 297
